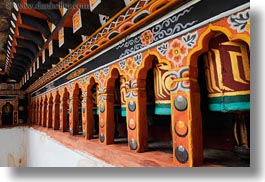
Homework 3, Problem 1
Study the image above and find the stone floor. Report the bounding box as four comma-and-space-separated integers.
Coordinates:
32, 126, 250, 167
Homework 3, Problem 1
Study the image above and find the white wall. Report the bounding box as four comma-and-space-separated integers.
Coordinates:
0, 127, 113, 167
0, 127, 27, 167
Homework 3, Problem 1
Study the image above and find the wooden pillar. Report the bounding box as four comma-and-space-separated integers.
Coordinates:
29, 101, 35, 125
81, 92, 88, 138
53, 94, 60, 130
27, 96, 32, 124
47, 96, 53, 128
39, 100, 43, 126
70, 93, 80, 135
62, 95, 69, 132
33, 103, 36, 124
68, 95, 74, 135
36, 101, 39, 125
85, 91, 96, 139
170, 66, 203, 167
98, 92, 115, 145
126, 79, 148, 152
59, 97, 63, 131
43, 97, 47, 127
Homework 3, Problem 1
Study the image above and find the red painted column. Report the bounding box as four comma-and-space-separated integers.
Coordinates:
170, 66, 203, 167
126, 79, 148, 152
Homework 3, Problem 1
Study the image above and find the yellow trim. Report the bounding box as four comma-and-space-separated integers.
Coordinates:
208, 90, 250, 98
187, 24, 250, 67
155, 100, 171, 104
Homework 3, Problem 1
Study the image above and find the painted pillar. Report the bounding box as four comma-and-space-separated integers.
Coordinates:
85, 91, 95, 139
70, 94, 79, 135
32, 102, 37, 124
126, 79, 148, 153
27, 101, 32, 124
35, 102, 38, 125
31, 102, 35, 124
53, 95, 60, 130
69, 95, 74, 135
42, 98, 47, 127
39, 100, 43, 126
59, 97, 63, 131
47, 97, 53, 128
170, 66, 203, 167
27, 96, 32, 124
62, 96, 69, 132
98, 92, 115, 145
81, 92, 88, 138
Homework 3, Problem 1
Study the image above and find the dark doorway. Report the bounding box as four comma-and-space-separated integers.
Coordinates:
2, 102, 14, 125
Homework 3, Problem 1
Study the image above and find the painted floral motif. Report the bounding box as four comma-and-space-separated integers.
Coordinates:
228, 9, 250, 33
157, 42, 168, 56
103, 67, 110, 76
140, 30, 154, 46
119, 59, 126, 70
133, 53, 142, 66
182, 31, 198, 49
125, 57, 137, 79
94, 71, 100, 79
166, 39, 188, 67
98, 70, 106, 86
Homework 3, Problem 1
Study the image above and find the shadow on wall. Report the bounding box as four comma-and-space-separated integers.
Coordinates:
0, 126, 112, 167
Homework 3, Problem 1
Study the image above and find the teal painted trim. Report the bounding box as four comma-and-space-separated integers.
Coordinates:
121, 107, 126, 117
154, 104, 171, 115
93, 108, 99, 115
209, 95, 250, 104
209, 102, 250, 112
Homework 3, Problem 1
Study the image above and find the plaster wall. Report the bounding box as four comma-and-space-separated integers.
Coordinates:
0, 127, 113, 167
0, 127, 27, 167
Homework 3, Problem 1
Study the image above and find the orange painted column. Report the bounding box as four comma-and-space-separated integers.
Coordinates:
81, 92, 87, 137
47, 97, 53, 128
70, 94, 79, 135
38, 101, 43, 126
98, 93, 115, 145
81, 91, 92, 138
85, 91, 95, 139
53, 96, 60, 130
43, 98, 47, 127
170, 66, 203, 167
33, 104, 36, 124
27, 100, 32, 124
126, 79, 148, 153
61, 96, 69, 132
68, 95, 73, 134
31, 103, 35, 124
27, 97, 32, 124
35, 103, 38, 125
59, 97, 63, 131
39, 101, 42, 126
